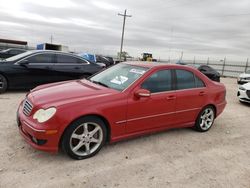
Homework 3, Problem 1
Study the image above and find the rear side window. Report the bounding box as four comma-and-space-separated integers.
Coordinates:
141, 70, 172, 93
26, 54, 54, 63
56, 54, 87, 64
195, 76, 205, 88
176, 70, 196, 90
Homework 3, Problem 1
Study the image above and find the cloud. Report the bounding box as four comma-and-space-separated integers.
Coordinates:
91, 1, 119, 10
0, 0, 249, 60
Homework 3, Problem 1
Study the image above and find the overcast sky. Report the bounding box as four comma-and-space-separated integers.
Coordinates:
0, 0, 249, 60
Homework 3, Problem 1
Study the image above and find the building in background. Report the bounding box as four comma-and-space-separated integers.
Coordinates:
36, 43, 69, 52
0, 38, 28, 50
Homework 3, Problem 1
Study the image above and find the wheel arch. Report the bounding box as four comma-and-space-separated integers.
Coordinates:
0, 72, 9, 88
59, 114, 111, 149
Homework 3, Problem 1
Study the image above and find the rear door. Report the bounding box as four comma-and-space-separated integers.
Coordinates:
174, 69, 207, 126
126, 69, 176, 133
53, 54, 99, 82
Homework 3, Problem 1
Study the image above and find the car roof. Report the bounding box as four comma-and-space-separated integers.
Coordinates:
30, 50, 73, 55
124, 61, 194, 69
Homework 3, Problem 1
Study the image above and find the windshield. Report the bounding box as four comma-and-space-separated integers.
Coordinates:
90, 63, 149, 91
5, 51, 33, 61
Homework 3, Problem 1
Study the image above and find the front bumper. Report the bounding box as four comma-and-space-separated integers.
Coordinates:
237, 89, 250, 103
17, 105, 60, 153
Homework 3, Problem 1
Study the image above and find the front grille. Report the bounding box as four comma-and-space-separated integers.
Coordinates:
247, 90, 250, 98
23, 99, 33, 116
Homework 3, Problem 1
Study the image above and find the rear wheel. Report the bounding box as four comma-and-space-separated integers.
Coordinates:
61, 116, 107, 160
194, 106, 215, 132
0, 74, 7, 93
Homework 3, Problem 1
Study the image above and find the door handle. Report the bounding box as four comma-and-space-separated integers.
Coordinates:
166, 95, 176, 100
74, 67, 80, 70
199, 91, 206, 96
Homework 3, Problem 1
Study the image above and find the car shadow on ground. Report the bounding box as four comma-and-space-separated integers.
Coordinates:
28, 127, 197, 162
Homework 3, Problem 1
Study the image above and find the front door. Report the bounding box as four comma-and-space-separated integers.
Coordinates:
126, 69, 176, 133
11, 53, 55, 89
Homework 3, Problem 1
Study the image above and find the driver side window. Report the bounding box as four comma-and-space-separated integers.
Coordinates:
141, 70, 172, 93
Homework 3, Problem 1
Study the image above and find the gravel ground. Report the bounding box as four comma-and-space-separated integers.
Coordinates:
0, 78, 249, 188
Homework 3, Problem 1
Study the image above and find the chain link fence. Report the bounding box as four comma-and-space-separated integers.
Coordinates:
159, 58, 249, 77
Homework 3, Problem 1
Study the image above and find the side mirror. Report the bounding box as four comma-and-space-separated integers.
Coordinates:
19, 60, 29, 66
134, 89, 151, 98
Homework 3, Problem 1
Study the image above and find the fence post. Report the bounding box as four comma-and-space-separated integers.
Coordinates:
222, 57, 226, 76
207, 57, 209, 65
245, 58, 249, 72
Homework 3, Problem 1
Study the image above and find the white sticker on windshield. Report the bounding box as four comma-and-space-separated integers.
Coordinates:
129, 69, 146, 75
110, 76, 128, 85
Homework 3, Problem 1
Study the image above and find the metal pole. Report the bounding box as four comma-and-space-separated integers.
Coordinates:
222, 57, 226, 76
193, 56, 195, 64
180, 51, 183, 61
207, 57, 209, 65
118, 10, 132, 61
50, 35, 53, 44
245, 58, 249, 72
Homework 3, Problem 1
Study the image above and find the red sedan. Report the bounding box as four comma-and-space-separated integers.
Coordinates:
17, 62, 227, 159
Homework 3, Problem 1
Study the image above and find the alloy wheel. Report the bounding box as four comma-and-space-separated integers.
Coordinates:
199, 108, 215, 131
69, 122, 103, 157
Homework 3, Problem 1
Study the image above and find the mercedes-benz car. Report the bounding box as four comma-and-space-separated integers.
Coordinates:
0, 50, 103, 93
17, 62, 227, 160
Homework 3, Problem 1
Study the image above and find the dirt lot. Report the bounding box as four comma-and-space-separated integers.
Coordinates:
0, 78, 249, 188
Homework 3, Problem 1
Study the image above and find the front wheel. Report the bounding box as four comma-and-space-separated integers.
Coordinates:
194, 106, 215, 132
0, 74, 7, 93
61, 116, 107, 160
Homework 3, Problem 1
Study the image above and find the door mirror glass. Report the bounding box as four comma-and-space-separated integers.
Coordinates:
135, 89, 151, 98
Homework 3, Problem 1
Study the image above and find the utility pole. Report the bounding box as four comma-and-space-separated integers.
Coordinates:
180, 51, 183, 61
118, 9, 132, 61
50, 35, 53, 44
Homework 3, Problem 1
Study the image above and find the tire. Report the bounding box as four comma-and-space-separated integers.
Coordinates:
0, 74, 7, 93
61, 116, 107, 160
194, 106, 215, 132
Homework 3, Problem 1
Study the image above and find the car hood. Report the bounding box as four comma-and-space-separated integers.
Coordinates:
239, 73, 250, 78
28, 79, 117, 107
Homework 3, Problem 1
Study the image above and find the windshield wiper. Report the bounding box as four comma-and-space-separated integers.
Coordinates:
91, 80, 109, 88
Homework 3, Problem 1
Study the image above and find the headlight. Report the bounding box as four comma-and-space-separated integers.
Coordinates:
239, 86, 246, 91
33, 107, 56, 123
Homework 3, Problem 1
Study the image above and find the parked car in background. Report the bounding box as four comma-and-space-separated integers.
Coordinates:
78, 53, 106, 68
96, 55, 114, 67
237, 69, 250, 85
237, 83, 250, 103
0, 50, 103, 93
189, 64, 220, 82
17, 62, 227, 159
0, 48, 27, 59
78, 53, 114, 67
